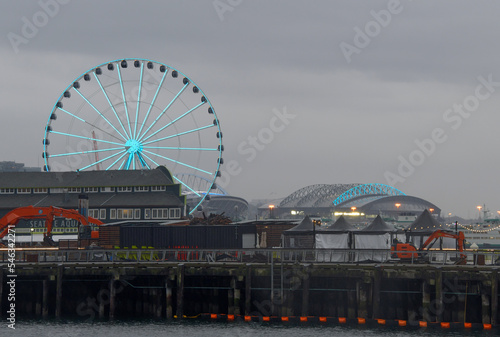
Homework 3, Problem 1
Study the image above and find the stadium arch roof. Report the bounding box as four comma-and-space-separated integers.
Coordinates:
280, 183, 407, 209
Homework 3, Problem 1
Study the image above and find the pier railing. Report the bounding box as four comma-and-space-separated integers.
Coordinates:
2, 248, 500, 266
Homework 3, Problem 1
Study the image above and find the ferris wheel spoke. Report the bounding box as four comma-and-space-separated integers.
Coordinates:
58, 107, 85, 122
116, 65, 133, 137
173, 176, 201, 197
133, 63, 144, 139
48, 146, 125, 158
136, 152, 150, 169
49, 130, 125, 147
93, 72, 131, 139
141, 101, 206, 143
136, 70, 168, 139
142, 124, 214, 146
137, 82, 189, 142
57, 107, 124, 143
140, 152, 161, 167
105, 151, 129, 170
142, 146, 218, 151
73, 88, 128, 141
77, 149, 127, 172
124, 153, 133, 170
143, 149, 212, 175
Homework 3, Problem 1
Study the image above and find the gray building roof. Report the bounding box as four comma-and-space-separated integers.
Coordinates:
0, 166, 174, 188
0, 191, 184, 209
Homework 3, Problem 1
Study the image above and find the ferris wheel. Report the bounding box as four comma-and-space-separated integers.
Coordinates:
42, 58, 223, 213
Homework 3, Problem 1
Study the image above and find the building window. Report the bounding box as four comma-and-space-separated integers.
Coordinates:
170, 208, 181, 219
67, 187, 81, 193
110, 209, 116, 219
101, 187, 115, 192
83, 187, 99, 193
134, 186, 149, 192
99, 209, 106, 219
17, 188, 31, 194
88, 209, 99, 218
144, 209, 151, 219
117, 209, 134, 219
134, 209, 141, 219
0, 188, 14, 194
151, 185, 166, 192
152, 208, 169, 219
117, 186, 133, 192
50, 188, 65, 193
33, 188, 48, 194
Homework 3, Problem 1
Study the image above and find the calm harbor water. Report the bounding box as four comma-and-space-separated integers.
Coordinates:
4, 320, 498, 337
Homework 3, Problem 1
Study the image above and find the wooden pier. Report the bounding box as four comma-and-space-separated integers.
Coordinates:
2, 248, 499, 326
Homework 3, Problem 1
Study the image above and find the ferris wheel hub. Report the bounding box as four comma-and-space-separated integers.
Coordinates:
125, 139, 143, 154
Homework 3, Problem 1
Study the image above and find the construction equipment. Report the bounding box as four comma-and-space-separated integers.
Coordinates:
0, 206, 103, 243
391, 229, 466, 264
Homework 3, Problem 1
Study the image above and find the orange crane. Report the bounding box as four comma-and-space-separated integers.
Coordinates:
391, 229, 466, 264
0, 206, 103, 240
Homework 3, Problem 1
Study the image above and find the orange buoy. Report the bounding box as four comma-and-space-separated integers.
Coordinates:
484, 323, 492, 330
398, 320, 407, 326
377, 319, 386, 325
419, 321, 427, 328
263, 316, 270, 322
339, 317, 347, 324
319, 317, 327, 322
244, 316, 251, 322
358, 318, 366, 324
281, 317, 289, 322
227, 314, 235, 321
441, 322, 450, 328
464, 322, 472, 329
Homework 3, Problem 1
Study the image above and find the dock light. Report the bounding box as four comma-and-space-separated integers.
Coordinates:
268, 205, 275, 219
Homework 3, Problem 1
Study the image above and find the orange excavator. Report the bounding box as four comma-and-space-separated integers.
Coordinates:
391, 229, 466, 264
0, 206, 103, 244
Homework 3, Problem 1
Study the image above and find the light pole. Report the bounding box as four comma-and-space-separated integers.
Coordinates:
268, 205, 275, 219
30, 227, 34, 246
477, 205, 482, 221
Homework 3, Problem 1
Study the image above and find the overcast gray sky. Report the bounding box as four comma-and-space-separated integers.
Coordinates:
1, 0, 500, 219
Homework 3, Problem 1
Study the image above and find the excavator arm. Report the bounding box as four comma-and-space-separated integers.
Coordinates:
0, 206, 103, 239
420, 229, 466, 264
421, 229, 465, 252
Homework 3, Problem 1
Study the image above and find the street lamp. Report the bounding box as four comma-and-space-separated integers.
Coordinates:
269, 205, 275, 219
477, 205, 482, 220
30, 227, 34, 246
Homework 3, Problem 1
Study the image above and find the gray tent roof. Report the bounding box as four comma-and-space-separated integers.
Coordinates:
326, 215, 354, 231
363, 215, 395, 232
284, 216, 314, 234
409, 209, 445, 231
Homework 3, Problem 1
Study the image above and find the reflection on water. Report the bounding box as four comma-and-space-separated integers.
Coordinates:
7, 319, 497, 337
